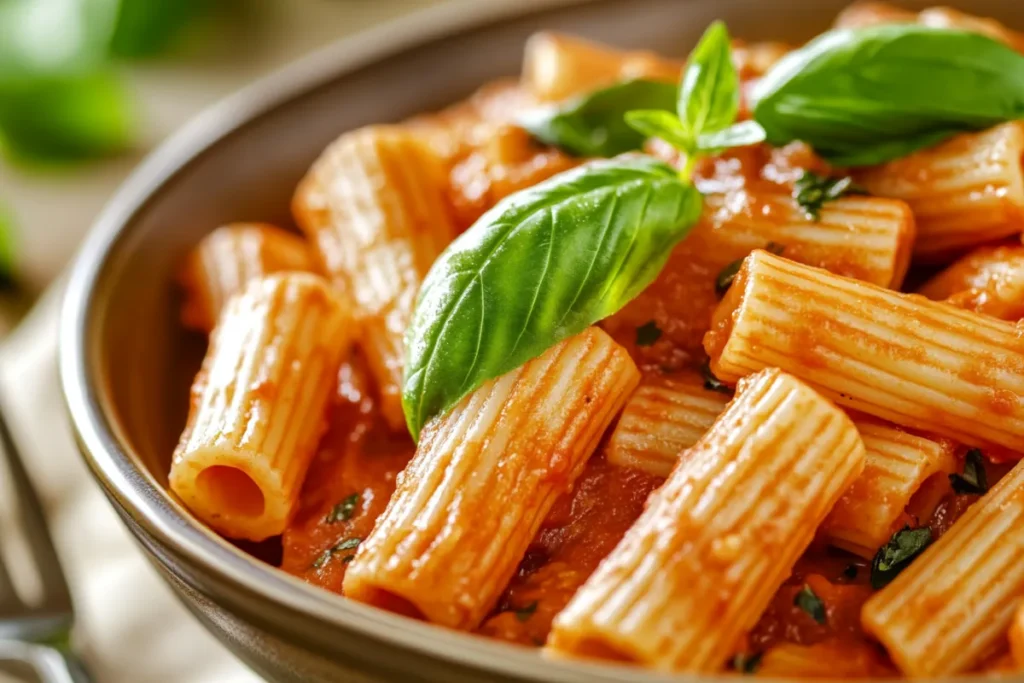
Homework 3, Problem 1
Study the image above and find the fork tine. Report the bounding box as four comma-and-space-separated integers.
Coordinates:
0, 393, 73, 620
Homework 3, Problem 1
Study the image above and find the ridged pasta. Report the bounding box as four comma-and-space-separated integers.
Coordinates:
178, 223, 314, 333
705, 250, 1024, 451
343, 328, 639, 629
918, 244, 1024, 321
170, 273, 354, 541
521, 32, 681, 102
822, 418, 957, 558
1011, 603, 1024, 670
605, 372, 731, 477
701, 191, 915, 289
546, 369, 865, 672
862, 459, 1024, 676
834, 3, 1024, 53
858, 123, 1024, 261
293, 125, 456, 429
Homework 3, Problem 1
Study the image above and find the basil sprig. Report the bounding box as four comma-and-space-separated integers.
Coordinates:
753, 24, 1024, 166
626, 21, 766, 172
402, 156, 701, 439
871, 526, 932, 589
518, 79, 677, 157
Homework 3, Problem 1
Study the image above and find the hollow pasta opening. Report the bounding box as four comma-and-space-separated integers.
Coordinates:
195, 465, 266, 519
356, 587, 426, 621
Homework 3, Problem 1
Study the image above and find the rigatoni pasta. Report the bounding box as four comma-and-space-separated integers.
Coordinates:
179, 222, 315, 333
705, 249, 1024, 451
343, 328, 638, 629
918, 244, 1024, 320
293, 126, 456, 429
822, 418, 957, 558
857, 123, 1024, 260
547, 369, 864, 672
170, 273, 354, 541
605, 372, 730, 476
862, 459, 1024, 676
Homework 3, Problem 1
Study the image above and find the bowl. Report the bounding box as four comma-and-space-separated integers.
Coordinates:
58, 0, 1024, 681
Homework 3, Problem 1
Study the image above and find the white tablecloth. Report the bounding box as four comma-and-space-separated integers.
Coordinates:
0, 2, 446, 680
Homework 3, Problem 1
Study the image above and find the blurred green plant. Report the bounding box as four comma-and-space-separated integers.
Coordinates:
0, 0, 211, 166
0, 201, 15, 285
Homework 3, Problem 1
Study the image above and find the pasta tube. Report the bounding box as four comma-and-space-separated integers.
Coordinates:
862, 459, 1024, 676
343, 327, 639, 629
858, 123, 1024, 260
547, 369, 865, 672
822, 418, 957, 558
705, 250, 1024, 451
521, 32, 681, 102
293, 125, 456, 429
918, 244, 1024, 320
605, 372, 731, 477
170, 273, 354, 541
834, 3, 1024, 53
1011, 603, 1024, 670
179, 222, 315, 333
755, 641, 895, 679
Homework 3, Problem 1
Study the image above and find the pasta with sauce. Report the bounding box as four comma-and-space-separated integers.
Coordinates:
167, 2, 1024, 678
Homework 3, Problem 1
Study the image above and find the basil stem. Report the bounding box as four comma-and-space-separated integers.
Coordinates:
402, 156, 702, 440
753, 24, 1024, 166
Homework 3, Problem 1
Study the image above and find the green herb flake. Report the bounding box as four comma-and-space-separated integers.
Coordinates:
326, 493, 360, 524
715, 258, 744, 297
949, 448, 989, 495
635, 321, 663, 347
701, 360, 732, 394
871, 526, 932, 589
732, 651, 763, 674
310, 537, 362, 570
514, 601, 539, 623
794, 585, 827, 625
793, 171, 864, 220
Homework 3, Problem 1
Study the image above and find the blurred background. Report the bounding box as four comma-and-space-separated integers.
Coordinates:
0, 1, 447, 681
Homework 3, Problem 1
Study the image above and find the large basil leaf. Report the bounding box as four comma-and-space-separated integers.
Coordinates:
678, 21, 738, 140
518, 79, 677, 157
403, 155, 702, 440
753, 24, 1024, 166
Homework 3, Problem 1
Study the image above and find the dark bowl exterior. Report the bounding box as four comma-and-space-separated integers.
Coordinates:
59, 0, 1024, 681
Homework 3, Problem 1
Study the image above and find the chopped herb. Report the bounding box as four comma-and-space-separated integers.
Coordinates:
716, 243, 784, 297
793, 171, 865, 220
732, 651, 763, 674
635, 320, 663, 346
950, 449, 988, 495
794, 585, 827, 625
842, 564, 859, 580
701, 360, 732, 394
311, 537, 363, 570
871, 526, 932, 589
715, 259, 744, 297
326, 492, 360, 524
515, 601, 539, 622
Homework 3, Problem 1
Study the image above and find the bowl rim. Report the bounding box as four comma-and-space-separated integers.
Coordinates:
57, 0, 690, 681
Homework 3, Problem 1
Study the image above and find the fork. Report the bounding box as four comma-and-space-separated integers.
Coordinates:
0, 395, 92, 683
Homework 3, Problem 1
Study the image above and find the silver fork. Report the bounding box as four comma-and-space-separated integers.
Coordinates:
0, 395, 91, 683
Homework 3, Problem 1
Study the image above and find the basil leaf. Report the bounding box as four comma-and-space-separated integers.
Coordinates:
519, 79, 678, 157
950, 448, 988, 495
715, 259, 744, 297
678, 21, 739, 140
0, 202, 16, 287
871, 526, 932, 589
696, 120, 766, 152
635, 321, 662, 347
753, 25, 1024, 166
624, 109, 692, 151
514, 601, 538, 622
793, 171, 865, 220
311, 537, 362, 570
325, 493, 360, 524
794, 585, 827, 625
403, 156, 703, 440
